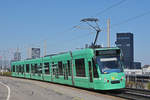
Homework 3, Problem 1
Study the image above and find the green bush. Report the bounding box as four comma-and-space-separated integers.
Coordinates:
147, 83, 150, 90
0, 72, 11, 76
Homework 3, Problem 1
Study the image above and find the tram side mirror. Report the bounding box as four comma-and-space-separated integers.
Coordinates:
92, 57, 97, 64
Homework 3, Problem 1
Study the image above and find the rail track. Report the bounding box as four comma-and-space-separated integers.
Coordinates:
106, 88, 150, 100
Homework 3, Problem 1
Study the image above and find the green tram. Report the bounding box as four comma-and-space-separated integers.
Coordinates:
11, 47, 125, 90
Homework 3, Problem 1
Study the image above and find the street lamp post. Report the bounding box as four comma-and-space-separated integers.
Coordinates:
0, 56, 3, 75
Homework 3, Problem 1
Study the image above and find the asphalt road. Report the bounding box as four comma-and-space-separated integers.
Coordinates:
0, 76, 125, 100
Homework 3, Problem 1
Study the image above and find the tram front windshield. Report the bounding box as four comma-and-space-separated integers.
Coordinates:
96, 56, 123, 74
96, 50, 123, 74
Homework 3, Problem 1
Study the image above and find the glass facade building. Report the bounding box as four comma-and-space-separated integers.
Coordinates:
115, 33, 134, 69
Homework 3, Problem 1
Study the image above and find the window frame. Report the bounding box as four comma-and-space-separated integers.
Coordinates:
58, 61, 63, 75
44, 62, 50, 74
92, 58, 99, 78
12, 65, 15, 72
67, 60, 71, 76
75, 58, 86, 77
26, 64, 30, 73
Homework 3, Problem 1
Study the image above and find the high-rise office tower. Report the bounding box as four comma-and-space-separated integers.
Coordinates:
115, 33, 134, 69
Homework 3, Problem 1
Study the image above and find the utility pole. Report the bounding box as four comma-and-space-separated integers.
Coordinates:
0, 50, 1, 70
27, 46, 30, 59
2, 50, 4, 75
1, 55, 3, 75
27, 47, 29, 58
107, 19, 110, 47
44, 40, 47, 57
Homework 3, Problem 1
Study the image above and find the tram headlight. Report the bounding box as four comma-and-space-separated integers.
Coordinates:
104, 78, 106, 82
104, 78, 109, 83
99, 77, 102, 80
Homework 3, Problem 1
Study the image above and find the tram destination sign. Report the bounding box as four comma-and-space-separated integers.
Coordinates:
96, 50, 120, 56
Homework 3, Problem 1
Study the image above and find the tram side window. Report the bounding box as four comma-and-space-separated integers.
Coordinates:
44, 63, 50, 74
17, 66, 19, 73
13, 65, 15, 72
58, 61, 63, 75
67, 60, 71, 76
92, 59, 99, 78
31, 64, 34, 73
19, 65, 21, 73
52, 62, 55, 75
23, 65, 25, 73
75, 58, 86, 77
39, 63, 42, 73
20, 65, 22, 73
21, 65, 24, 74
16, 66, 19, 73
26, 64, 30, 73
35, 64, 38, 73
18, 65, 20, 72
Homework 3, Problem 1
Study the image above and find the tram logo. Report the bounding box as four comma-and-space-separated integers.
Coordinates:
111, 77, 115, 80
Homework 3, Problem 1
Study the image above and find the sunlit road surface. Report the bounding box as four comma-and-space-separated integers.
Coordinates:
0, 81, 8, 100
0, 76, 125, 100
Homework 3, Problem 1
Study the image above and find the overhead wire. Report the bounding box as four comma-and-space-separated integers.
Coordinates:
111, 10, 150, 28
23, 0, 128, 55
60, 22, 84, 34
46, 0, 127, 45
66, 0, 127, 45
15, 1, 150, 58
95, 0, 127, 17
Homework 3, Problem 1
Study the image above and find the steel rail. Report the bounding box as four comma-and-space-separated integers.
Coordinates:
109, 88, 150, 100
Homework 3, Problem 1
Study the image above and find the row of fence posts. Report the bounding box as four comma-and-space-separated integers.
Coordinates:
126, 75, 146, 89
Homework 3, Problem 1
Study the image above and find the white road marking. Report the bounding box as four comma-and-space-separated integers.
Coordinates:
0, 81, 10, 100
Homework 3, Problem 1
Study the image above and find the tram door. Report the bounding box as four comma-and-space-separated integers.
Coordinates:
88, 60, 93, 82
63, 62, 68, 80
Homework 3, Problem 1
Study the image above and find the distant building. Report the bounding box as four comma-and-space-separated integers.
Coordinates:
124, 69, 142, 75
142, 65, 150, 75
14, 51, 21, 61
142, 65, 150, 71
134, 62, 141, 69
29, 48, 40, 59
142, 65, 150, 69
115, 33, 134, 69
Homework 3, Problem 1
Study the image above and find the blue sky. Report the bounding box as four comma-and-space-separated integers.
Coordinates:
0, 0, 150, 65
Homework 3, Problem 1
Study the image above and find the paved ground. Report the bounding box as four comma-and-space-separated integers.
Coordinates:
0, 76, 125, 100
0, 82, 8, 100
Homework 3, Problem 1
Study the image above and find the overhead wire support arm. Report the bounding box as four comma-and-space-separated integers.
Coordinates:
93, 30, 100, 46
95, 21, 101, 30
86, 22, 98, 31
